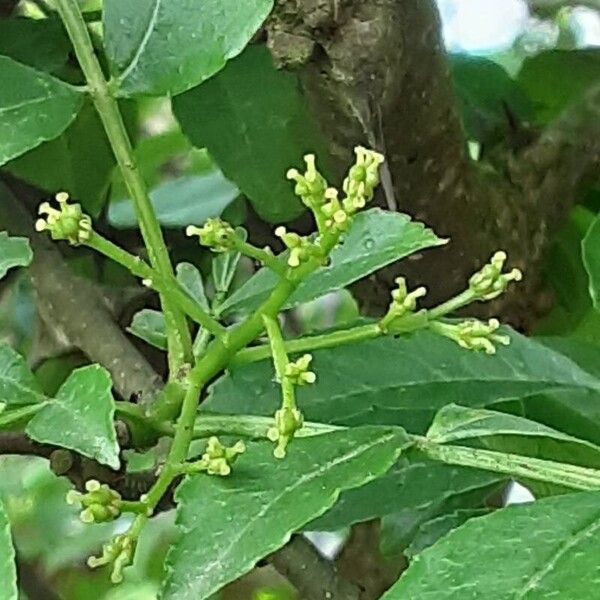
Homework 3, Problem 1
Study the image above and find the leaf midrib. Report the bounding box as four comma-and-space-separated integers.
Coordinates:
176, 431, 399, 594
118, 0, 162, 82
513, 508, 600, 598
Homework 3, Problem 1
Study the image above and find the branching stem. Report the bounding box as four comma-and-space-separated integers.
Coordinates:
86, 233, 226, 338
53, 0, 192, 373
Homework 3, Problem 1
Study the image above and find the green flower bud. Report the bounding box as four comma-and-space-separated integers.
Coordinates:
186, 218, 237, 252
275, 226, 320, 268
380, 278, 427, 332
35, 192, 92, 246
321, 188, 352, 233
469, 251, 522, 301
285, 354, 316, 386
267, 407, 304, 459
287, 154, 328, 209
201, 437, 246, 476
342, 147, 385, 209
87, 533, 135, 583
434, 318, 510, 355
66, 479, 122, 524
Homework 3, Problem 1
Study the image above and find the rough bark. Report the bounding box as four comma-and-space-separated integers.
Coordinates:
266, 0, 600, 329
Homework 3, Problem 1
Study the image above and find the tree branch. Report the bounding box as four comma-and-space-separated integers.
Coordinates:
269, 536, 361, 599
267, 0, 600, 331
0, 180, 163, 403
0, 432, 158, 500
0, 180, 357, 598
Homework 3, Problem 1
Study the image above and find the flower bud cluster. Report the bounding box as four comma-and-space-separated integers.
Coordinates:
66, 480, 121, 524
274, 226, 321, 269
35, 192, 92, 246
284, 354, 316, 386
469, 251, 522, 301
286, 154, 328, 210
198, 437, 246, 476
442, 318, 510, 355
186, 219, 237, 252
88, 534, 135, 583
286, 147, 385, 237
342, 146, 385, 209
380, 277, 427, 332
268, 407, 304, 459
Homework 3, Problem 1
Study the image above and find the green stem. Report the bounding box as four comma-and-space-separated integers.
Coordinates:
115, 404, 342, 440
419, 438, 600, 492
234, 239, 286, 277
54, 0, 192, 372
427, 289, 476, 320
263, 315, 295, 410
87, 233, 226, 338
192, 414, 342, 439
232, 323, 381, 365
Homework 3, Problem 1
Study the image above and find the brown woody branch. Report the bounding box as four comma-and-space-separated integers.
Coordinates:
267, 0, 600, 330
269, 536, 361, 599
0, 180, 162, 403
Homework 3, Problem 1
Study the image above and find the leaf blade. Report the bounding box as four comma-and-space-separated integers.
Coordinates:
0, 343, 46, 406
220, 209, 445, 315
426, 403, 600, 468
382, 491, 600, 599
583, 213, 600, 311
163, 427, 410, 600
0, 499, 17, 600
0, 56, 83, 166
26, 365, 120, 468
0, 232, 32, 280
205, 328, 600, 433
104, 0, 273, 96
173, 45, 329, 222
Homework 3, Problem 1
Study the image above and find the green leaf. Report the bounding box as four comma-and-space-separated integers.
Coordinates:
427, 404, 600, 469
536, 206, 600, 339
205, 328, 600, 433
309, 455, 505, 533
517, 50, 600, 124
176, 262, 209, 312
27, 365, 120, 469
0, 16, 70, 73
108, 173, 238, 228
173, 45, 329, 223
219, 208, 445, 316
163, 427, 410, 600
402, 508, 489, 558
212, 238, 244, 298
450, 54, 533, 142
104, 0, 273, 97
127, 309, 167, 351
109, 131, 213, 200
5, 101, 114, 216
382, 490, 600, 599
0, 56, 83, 166
583, 213, 600, 311
512, 338, 600, 447
0, 499, 17, 600
0, 343, 46, 406
0, 232, 32, 280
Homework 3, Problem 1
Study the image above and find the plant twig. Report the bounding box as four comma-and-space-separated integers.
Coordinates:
53, 0, 192, 373
0, 186, 162, 403
86, 232, 226, 338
